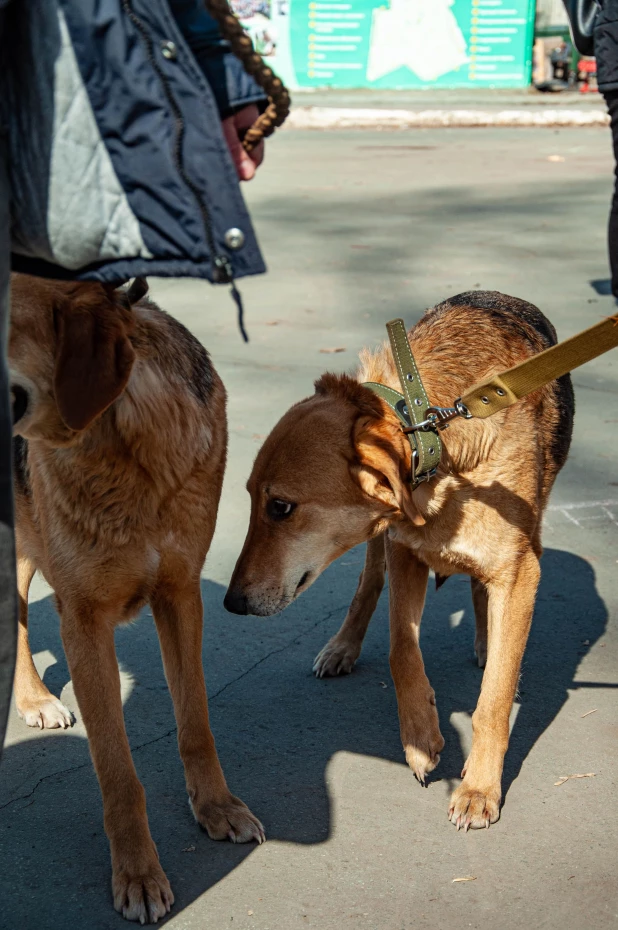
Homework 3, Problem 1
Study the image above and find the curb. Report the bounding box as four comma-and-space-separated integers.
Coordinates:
285, 107, 609, 130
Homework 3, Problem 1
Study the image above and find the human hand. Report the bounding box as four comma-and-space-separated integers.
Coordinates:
222, 104, 265, 181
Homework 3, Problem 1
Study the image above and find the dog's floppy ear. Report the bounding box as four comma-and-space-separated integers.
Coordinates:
53, 285, 136, 431
353, 415, 426, 527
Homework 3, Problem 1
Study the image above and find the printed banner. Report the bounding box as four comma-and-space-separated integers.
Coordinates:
230, 0, 536, 89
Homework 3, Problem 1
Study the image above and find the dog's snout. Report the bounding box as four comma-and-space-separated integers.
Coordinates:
223, 586, 249, 615
11, 384, 30, 425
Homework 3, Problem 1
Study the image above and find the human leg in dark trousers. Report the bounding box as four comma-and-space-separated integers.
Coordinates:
0, 128, 17, 758
603, 91, 618, 297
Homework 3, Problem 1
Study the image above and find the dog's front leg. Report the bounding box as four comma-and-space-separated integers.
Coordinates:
449, 548, 540, 830
151, 580, 264, 844
14, 553, 74, 729
60, 607, 173, 924
386, 538, 444, 784
313, 534, 386, 677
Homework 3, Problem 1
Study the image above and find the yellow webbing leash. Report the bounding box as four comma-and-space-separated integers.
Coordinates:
460, 314, 618, 418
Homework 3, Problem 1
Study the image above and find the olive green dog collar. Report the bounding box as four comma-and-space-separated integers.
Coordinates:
364, 319, 442, 488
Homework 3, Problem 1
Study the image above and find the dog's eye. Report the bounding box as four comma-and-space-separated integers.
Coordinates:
267, 498, 296, 521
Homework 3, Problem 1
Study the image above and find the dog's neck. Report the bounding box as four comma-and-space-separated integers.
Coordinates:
356, 334, 501, 480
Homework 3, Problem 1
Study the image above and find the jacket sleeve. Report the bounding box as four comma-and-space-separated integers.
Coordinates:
562, 0, 599, 56
169, 0, 267, 117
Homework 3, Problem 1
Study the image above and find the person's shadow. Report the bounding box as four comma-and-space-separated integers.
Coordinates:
0, 547, 607, 928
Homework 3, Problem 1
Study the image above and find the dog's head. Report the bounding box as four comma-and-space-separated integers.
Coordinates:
9, 275, 144, 444
225, 373, 424, 616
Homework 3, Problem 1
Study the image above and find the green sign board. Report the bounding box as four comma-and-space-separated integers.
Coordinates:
237, 0, 536, 90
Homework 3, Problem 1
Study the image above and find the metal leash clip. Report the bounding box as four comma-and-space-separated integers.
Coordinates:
401, 400, 471, 435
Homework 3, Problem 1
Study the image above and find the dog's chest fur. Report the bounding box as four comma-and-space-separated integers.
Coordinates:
389, 491, 520, 583
386, 411, 548, 583
17, 430, 168, 596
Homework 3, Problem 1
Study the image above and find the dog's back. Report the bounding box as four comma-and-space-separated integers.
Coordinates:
419, 290, 575, 483
129, 297, 217, 407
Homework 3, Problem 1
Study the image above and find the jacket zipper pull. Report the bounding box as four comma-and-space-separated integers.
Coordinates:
214, 256, 249, 343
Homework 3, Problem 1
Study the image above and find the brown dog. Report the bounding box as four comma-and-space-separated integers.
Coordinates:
225, 291, 574, 830
9, 274, 263, 924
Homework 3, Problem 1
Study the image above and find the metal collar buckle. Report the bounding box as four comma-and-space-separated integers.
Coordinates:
410, 449, 437, 486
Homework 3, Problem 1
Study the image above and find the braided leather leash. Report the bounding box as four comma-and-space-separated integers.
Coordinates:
204, 0, 291, 152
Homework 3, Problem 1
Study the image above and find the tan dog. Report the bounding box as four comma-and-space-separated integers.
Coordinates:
225, 291, 574, 830
9, 274, 263, 924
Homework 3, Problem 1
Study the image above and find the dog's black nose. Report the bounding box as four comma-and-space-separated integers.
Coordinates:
223, 587, 249, 615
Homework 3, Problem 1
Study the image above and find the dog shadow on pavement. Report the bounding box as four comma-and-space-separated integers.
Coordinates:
0, 546, 607, 928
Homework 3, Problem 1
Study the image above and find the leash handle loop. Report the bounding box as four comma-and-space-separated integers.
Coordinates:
204, 0, 291, 153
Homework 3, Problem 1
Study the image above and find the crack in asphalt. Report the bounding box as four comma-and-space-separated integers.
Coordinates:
207, 605, 348, 704
0, 604, 349, 813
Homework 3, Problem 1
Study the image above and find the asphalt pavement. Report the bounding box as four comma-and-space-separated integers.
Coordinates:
1, 127, 617, 930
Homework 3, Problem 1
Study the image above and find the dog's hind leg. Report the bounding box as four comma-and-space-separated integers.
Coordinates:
449, 548, 540, 831
151, 576, 265, 845
313, 533, 386, 678
471, 578, 488, 669
14, 551, 74, 729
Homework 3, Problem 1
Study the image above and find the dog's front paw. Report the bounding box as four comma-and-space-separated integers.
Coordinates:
313, 635, 361, 677
17, 695, 75, 729
400, 693, 444, 785
192, 793, 265, 844
448, 782, 501, 831
113, 855, 173, 924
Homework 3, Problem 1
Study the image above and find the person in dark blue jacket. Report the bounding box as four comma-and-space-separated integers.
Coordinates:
565, 0, 618, 296
593, 2, 618, 297
0, 0, 270, 753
